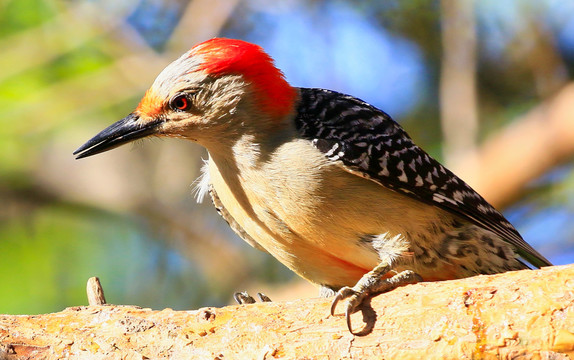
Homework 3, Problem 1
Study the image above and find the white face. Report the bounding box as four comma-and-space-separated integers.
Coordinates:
74, 53, 254, 159
134, 52, 252, 145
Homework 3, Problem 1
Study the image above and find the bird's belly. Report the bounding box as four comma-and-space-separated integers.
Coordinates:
208, 173, 372, 285
207, 150, 447, 287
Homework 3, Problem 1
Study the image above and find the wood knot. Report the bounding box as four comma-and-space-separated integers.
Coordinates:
198, 308, 216, 322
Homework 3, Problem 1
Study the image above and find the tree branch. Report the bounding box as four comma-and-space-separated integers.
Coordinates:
1, 265, 573, 359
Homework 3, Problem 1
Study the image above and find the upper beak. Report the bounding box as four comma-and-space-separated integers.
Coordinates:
73, 113, 162, 159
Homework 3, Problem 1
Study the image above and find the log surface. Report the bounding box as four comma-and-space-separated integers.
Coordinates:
1, 265, 573, 359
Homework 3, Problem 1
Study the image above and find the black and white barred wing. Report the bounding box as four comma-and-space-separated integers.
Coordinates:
295, 88, 551, 268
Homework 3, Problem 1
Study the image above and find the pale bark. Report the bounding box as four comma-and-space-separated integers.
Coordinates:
1, 264, 573, 359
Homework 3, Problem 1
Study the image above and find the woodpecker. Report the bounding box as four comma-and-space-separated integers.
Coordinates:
74, 38, 552, 332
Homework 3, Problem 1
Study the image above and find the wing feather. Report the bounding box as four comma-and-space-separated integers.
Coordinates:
295, 88, 551, 268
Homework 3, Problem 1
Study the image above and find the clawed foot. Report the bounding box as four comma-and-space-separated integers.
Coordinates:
234, 291, 272, 304
330, 286, 366, 332
330, 268, 422, 333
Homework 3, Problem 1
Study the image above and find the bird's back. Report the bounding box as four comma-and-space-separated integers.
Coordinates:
294, 88, 551, 269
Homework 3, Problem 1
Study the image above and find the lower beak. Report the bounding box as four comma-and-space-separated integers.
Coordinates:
73, 113, 162, 159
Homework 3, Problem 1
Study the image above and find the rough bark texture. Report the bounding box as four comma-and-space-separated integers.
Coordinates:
1, 264, 573, 360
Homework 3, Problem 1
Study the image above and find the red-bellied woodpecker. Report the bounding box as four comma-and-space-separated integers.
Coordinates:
74, 38, 552, 332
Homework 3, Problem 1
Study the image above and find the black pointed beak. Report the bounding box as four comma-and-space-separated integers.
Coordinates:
73, 113, 162, 159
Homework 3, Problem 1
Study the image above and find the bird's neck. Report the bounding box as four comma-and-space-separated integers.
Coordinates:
206, 122, 296, 172
204, 104, 298, 162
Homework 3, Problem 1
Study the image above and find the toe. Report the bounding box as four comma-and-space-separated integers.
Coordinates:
330, 286, 370, 333
234, 291, 256, 304
257, 293, 272, 302
330, 286, 356, 315
341, 291, 366, 333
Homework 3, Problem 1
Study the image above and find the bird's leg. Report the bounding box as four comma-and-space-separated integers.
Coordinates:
330, 262, 422, 333
319, 285, 337, 298
234, 291, 272, 304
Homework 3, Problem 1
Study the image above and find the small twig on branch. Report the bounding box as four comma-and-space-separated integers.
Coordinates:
86, 276, 107, 306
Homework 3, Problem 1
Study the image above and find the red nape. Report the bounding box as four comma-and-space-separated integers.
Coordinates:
191, 38, 297, 119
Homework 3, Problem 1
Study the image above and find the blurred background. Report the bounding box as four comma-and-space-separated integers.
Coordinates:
1, 0, 573, 315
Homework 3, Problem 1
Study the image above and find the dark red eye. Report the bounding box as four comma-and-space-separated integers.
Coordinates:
170, 95, 190, 111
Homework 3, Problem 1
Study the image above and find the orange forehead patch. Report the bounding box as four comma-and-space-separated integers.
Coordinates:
135, 88, 164, 117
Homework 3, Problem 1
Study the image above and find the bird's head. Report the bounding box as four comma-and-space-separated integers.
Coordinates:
74, 38, 296, 159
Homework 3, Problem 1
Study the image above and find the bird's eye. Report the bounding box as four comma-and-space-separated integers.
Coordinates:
170, 95, 191, 111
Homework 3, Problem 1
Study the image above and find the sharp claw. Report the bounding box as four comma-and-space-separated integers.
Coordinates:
345, 306, 353, 333
330, 286, 363, 332
233, 292, 243, 304
234, 291, 256, 304
257, 292, 272, 302
330, 292, 343, 316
